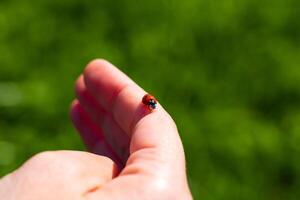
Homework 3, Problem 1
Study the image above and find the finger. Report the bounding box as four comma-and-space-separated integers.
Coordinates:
83, 59, 141, 135
83, 59, 186, 170
75, 76, 130, 162
70, 100, 123, 167
75, 75, 107, 125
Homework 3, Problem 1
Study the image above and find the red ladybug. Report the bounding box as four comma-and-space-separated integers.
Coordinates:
142, 94, 157, 110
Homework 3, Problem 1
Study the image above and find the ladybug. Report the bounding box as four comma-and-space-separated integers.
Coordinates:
142, 94, 157, 110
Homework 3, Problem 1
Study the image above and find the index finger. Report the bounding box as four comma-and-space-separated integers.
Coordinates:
83, 59, 157, 136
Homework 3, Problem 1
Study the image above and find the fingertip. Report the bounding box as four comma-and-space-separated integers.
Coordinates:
70, 99, 81, 125
83, 58, 112, 77
75, 75, 86, 99
82, 59, 132, 110
71, 99, 79, 109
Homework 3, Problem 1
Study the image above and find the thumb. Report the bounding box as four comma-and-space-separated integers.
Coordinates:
83, 59, 187, 176
82, 60, 190, 199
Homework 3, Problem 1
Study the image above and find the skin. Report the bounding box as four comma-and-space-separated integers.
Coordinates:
0, 59, 193, 200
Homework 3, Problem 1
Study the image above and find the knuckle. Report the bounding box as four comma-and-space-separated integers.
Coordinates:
27, 151, 82, 173
140, 177, 174, 199
21, 151, 89, 185
29, 151, 58, 164
147, 178, 190, 200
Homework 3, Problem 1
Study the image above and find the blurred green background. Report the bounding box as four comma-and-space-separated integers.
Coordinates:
0, 0, 300, 199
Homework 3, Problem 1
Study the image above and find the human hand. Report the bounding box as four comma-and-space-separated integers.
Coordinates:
0, 59, 192, 200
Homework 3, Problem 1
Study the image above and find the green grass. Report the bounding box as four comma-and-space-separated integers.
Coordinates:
0, 0, 300, 199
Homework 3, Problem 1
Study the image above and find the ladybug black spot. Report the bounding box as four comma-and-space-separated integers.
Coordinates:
148, 100, 157, 109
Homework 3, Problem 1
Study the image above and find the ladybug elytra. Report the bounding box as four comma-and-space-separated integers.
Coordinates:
142, 94, 157, 110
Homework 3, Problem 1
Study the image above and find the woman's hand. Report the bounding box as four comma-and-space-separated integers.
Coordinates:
0, 59, 192, 200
